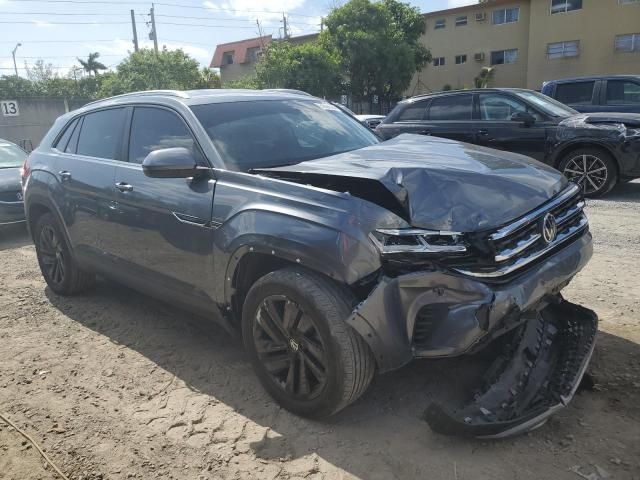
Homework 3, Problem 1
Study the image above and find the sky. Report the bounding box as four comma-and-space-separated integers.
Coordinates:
0, 0, 476, 77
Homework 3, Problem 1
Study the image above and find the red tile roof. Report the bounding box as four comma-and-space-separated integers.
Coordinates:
211, 35, 272, 67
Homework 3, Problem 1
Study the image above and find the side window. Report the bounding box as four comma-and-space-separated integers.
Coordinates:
66, 117, 82, 154
397, 102, 428, 121
54, 118, 78, 151
554, 81, 595, 105
428, 95, 473, 121
606, 80, 640, 105
478, 94, 542, 121
76, 108, 126, 160
128, 107, 198, 164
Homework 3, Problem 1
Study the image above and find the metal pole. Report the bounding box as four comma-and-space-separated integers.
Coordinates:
11, 43, 21, 76
150, 4, 158, 52
282, 13, 288, 39
131, 10, 139, 52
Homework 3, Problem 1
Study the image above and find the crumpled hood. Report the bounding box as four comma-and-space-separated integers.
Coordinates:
258, 134, 567, 232
0, 167, 21, 192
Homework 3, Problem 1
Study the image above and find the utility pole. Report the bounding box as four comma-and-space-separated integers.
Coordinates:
320, 18, 324, 32
130, 10, 139, 52
282, 12, 288, 39
11, 43, 21, 76
149, 4, 158, 53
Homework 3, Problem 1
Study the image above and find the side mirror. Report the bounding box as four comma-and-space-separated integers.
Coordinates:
511, 111, 536, 127
142, 147, 201, 179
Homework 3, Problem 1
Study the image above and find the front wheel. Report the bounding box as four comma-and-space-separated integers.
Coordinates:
559, 148, 617, 198
242, 267, 375, 418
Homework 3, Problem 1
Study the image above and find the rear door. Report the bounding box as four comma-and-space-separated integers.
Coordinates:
552, 80, 598, 112
376, 100, 429, 139
53, 107, 127, 267
423, 94, 476, 144
110, 105, 216, 310
601, 78, 640, 113
473, 92, 548, 160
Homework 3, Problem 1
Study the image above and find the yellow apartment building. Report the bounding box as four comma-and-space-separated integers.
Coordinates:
408, 0, 640, 95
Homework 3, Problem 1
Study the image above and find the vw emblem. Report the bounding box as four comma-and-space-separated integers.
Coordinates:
289, 338, 300, 352
16, 192, 23, 201
541, 213, 557, 244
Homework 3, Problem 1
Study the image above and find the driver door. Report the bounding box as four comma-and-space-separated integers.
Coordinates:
474, 92, 548, 161
110, 106, 217, 311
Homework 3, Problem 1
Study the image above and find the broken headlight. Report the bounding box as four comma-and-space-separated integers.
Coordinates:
369, 228, 468, 255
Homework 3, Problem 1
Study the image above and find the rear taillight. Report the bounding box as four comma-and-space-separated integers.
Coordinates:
21, 154, 31, 184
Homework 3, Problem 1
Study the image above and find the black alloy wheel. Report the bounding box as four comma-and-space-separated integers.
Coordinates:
253, 295, 328, 400
38, 224, 66, 286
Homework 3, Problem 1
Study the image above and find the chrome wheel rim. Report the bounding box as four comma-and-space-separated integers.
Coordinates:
39, 225, 65, 285
253, 295, 328, 400
563, 154, 608, 195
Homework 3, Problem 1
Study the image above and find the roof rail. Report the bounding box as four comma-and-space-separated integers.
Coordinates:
83, 90, 189, 107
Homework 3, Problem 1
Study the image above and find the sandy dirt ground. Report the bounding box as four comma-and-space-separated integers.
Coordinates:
0, 182, 639, 480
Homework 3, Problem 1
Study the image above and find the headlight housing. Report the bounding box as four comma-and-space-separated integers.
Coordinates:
369, 228, 468, 255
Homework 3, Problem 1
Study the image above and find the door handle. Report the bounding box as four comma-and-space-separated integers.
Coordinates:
115, 182, 133, 192
477, 129, 489, 136
58, 170, 72, 181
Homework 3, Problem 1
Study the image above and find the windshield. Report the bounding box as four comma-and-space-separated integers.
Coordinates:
0, 142, 26, 168
513, 90, 578, 117
191, 99, 379, 171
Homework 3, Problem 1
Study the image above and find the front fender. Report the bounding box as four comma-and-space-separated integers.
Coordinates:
215, 210, 382, 306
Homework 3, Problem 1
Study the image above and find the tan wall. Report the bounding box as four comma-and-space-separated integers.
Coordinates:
407, 0, 640, 97
220, 62, 257, 84
526, 0, 640, 89
408, 1, 530, 95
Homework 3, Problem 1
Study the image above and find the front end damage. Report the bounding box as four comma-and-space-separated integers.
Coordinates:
344, 186, 597, 438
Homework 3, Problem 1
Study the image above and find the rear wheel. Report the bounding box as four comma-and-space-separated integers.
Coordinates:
34, 212, 95, 295
559, 148, 617, 198
242, 267, 375, 418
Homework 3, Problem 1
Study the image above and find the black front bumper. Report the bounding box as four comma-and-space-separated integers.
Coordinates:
424, 299, 597, 438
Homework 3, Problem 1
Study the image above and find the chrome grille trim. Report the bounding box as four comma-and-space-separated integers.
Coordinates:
490, 183, 580, 242
455, 214, 588, 279
495, 232, 542, 263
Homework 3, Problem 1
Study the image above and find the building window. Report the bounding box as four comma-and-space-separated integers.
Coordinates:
455, 54, 467, 64
615, 33, 640, 52
435, 19, 446, 29
247, 47, 261, 63
547, 40, 580, 59
455, 16, 468, 26
491, 49, 518, 65
618, 0, 639, 5
433, 57, 446, 67
550, 0, 582, 14
222, 51, 234, 65
492, 7, 519, 24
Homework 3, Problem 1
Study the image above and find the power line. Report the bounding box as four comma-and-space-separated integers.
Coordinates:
5, 0, 320, 18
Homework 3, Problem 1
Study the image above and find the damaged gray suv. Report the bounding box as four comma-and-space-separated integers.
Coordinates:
23, 90, 597, 438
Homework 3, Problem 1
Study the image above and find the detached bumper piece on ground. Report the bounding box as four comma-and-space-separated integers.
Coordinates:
424, 300, 598, 439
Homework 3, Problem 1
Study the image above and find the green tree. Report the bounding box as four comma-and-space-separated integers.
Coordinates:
223, 74, 261, 89
98, 48, 201, 96
323, 0, 431, 111
255, 41, 343, 97
197, 67, 222, 89
25, 59, 57, 82
77, 52, 107, 77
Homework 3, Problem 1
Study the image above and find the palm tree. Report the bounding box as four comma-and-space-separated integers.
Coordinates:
77, 52, 107, 77
474, 67, 495, 88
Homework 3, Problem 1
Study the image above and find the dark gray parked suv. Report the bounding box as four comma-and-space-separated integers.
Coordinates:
23, 89, 597, 438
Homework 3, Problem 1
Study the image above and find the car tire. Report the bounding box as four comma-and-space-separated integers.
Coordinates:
559, 148, 618, 198
242, 267, 375, 418
34, 212, 96, 295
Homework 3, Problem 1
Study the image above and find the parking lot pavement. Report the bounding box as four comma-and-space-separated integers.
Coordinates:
1, 184, 639, 480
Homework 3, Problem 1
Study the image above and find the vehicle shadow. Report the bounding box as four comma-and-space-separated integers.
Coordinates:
602, 180, 640, 203
0, 223, 31, 251
43, 279, 638, 479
